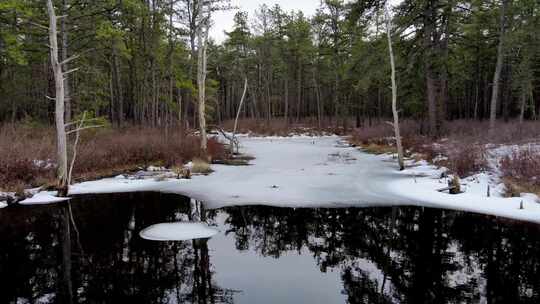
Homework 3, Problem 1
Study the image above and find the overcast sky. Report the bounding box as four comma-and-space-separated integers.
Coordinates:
210, 0, 319, 42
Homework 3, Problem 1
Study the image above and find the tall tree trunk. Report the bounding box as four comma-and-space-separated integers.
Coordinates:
47, 0, 69, 195
112, 46, 124, 126
266, 69, 271, 124
61, 0, 71, 123
109, 71, 115, 121
197, 7, 209, 154
519, 89, 526, 125
313, 69, 322, 129
386, 5, 404, 170
333, 72, 340, 128
296, 64, 301, 123
168, 0, 175, 127
489, 0, 509, 135
178, 87, 183, 123
437, 3, 451, 131
423, 2, 438, 137
151, 61, 157, 126
284, 77, 289, 124
530, 89, 536, 120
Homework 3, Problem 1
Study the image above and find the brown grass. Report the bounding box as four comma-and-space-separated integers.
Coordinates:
360, 143, 398, 155
191, 158, 213, 174
503, 178, 540, 198
0, 124, 225, 191
349, 120, 420, 146
221, 117, 342, 137
348, 120, 540, 178
444, 142, 487, 177
500, 147, 540, 196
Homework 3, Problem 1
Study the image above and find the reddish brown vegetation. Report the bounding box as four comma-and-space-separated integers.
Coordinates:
444, 143, 487, 177
349, 120, 540, 178
221, 118, 343, 136
0, 125, 224, 191
500, 147, 540, 196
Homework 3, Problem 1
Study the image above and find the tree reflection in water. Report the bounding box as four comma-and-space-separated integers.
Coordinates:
0, 193, 540, 303
222, 206, 540, 304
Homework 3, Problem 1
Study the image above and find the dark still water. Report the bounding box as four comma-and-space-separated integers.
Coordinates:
1, 193, 540, 304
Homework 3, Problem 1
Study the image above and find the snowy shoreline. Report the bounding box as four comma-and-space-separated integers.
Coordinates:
10, 135, 540, 224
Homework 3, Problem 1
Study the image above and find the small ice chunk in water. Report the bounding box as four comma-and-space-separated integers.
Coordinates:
139, 222, 218, 241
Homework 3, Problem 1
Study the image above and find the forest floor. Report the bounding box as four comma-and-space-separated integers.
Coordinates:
9, 130, 540, 224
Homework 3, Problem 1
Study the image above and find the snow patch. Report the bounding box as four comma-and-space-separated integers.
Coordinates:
33, 159, 55, 169
139, 222, 219, 241
0, 201, 7, 208
147, 165, 166, 172
19, 192, 70, 205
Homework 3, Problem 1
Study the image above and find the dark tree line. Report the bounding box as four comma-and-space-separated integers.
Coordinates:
0, 0, 539, 135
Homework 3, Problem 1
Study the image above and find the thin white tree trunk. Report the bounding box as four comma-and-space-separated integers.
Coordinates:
385, 4, 404, 171
231, 77, 248, 153
68, 112, 86, 185
233, 77, 248, 135
197, 5, 209, 153
47, 0, 69, 195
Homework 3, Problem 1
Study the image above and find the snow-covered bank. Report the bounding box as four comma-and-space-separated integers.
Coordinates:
385, 155, 540, 224
15, 135, 540, 224
380, 141, 540, 223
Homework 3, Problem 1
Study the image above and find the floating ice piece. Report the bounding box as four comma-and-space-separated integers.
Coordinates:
139, 222, 218, 241
19, 192, 70, 205
0, 201, 7, 208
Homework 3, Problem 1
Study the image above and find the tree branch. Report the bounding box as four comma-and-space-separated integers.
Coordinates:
66, 125, 103, 135
65, 117, 101, 128
63, 67, 79, 76
68, 112, 86, 185
60, 54, 80, 66
29, 21, 49, 30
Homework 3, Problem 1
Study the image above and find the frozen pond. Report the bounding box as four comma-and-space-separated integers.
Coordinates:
1, 192, 540, 303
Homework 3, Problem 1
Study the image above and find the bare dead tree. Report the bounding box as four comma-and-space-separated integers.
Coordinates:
230, 77, 248, 153
385, 3, 405, 171
47, 0, 69, 195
